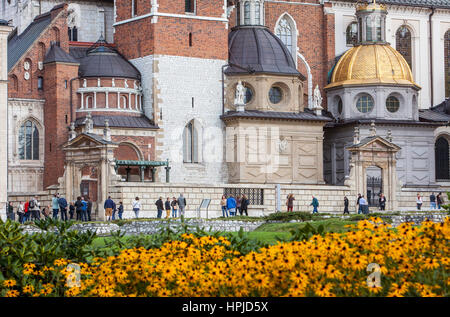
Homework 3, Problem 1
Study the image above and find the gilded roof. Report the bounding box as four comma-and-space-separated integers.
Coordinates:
326, 44, 420, 90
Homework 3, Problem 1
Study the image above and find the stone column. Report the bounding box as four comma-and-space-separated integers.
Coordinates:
0, 22, 13, 219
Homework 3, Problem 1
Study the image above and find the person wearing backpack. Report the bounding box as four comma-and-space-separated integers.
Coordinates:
155, 197, 164, 219
81, 197, 88, 222
23, 200, 29, 222
178, 194, 187, 222
310, 196, 319, 214
29, 197, 40, 221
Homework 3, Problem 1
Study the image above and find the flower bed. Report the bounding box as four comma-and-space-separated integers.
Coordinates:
1, 217, 448, 297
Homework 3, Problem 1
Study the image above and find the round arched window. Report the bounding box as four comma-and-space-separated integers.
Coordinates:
269, 86, 283, 104
356, 94, 374, 113
386, 96, 400, 113
337, 97, 343, 114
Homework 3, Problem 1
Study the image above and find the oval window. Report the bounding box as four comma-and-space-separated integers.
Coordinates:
356, 94, 374, 113
337, 97, 343, 114
269, 86, 283, 104
244, 86, 253, 104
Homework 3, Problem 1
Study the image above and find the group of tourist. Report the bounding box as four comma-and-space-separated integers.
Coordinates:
417, 192, 445, 210
285, 194, 320, 214
154, 194, 187, 220
220, 194, 250, 217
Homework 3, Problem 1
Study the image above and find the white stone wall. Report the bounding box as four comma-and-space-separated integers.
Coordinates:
131, 54, 228, 184
0, 0, 114, 43
7, 98, 45, 194
331, 1, 450, 108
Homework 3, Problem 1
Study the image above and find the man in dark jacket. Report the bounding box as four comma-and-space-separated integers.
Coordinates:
7, 202, 14, 221
240, 195, 249, 216
86, 197, 93, 221
58, 196, 68, 221
155, 197, 164, 218
104, 196, 114, 221
74, 197, 83, 221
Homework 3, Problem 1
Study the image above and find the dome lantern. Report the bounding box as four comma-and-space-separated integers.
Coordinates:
355, 0, 387, 44
236, 0, 265, 26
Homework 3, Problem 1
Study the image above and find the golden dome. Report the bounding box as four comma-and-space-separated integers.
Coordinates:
326, 44, 420, 90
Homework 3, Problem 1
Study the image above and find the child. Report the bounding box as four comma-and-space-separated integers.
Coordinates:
165, 197, 171, 219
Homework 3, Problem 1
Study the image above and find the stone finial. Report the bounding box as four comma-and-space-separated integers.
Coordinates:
83, 78, 87, 88
69, 122, 77, 141
387, 129, 393, 142
124, 79, 128, 88
370, 120, 376, 137
103, 119, 111, 142
353, 126, 360, 144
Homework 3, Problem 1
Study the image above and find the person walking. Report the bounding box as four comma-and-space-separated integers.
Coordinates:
51, 194, 60, 220
86, 196, 92, 221
165, 197, 171, 219
171, 197, 178, 218
220, 195, 228, 218
104, 196, 114, 221
437, 192, 444, 209
69, 202, 75, 220
286, 194, 295, 212
155, 197, 164, 219
118, 202, 124, 220
379, 194, 386, 211
356, 194, 363, 214
430, 192, 436, 210
132, 197, 142, 219
17, 201, 25, 224
30, 196, 40, 221
178, 194, 187, 222
310, 196, 319, 214
58, 195, 68, 221
241, 194, 249, 216
343, 196, 349, 214
227, 195, 237, 216
416, 194, 423, 210
23, 200, 30, 222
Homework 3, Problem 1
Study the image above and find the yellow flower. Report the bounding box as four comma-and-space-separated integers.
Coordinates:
3, 279, 16, 288
5, 290, 19, 297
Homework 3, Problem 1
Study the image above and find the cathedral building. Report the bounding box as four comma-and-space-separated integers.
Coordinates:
0, 0, 449, 217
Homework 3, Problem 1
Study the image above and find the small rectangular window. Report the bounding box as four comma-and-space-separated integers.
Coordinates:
185, 0, 195, 13
37, 77, 43, 90
64, 80, 68, 89
189, 33, 193, 47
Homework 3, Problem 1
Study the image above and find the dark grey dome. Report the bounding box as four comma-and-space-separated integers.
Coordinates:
0, 19, 9, 26
78, 44, 140, 80
225, 25, 303, 78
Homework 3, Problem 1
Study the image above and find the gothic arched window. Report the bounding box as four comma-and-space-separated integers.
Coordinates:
244, 2, 250, 25
396, 26, 413, 72
275, 16, 295, 59
254, 1, 261, 25
346, 22, 358, 46
435, 137, 450, 180
18, 120, 39, 160
183, 120, 199, 163
445, 29, 450, 98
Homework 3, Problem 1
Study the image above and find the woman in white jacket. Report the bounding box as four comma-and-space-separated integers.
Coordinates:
132, 197, 142, 218
416, 194, 423, 210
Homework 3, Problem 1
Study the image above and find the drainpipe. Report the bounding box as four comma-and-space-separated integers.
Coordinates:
429, 7, 435, 107
69, 76, 80, 124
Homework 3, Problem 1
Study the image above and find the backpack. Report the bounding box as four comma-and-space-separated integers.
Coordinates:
29, 200, 35, 209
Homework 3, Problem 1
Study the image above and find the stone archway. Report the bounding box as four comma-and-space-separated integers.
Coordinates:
346, 127, 401, 211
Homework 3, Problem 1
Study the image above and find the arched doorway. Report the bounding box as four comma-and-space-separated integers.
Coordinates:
435, 136, 450, 180
366, 166, 382, 207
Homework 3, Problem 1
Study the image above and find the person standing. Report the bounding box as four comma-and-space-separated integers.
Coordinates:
17, 201, 25, 224
437, 192, 444, 209
118, 202, 124, 220
359, 196, 368, 214
112, 200, 117, 221
343, 196, 349, 214
155, 197, 164, 219
356, 194, 362, 214
6, 201, 14, 221
241, 195, 249, 216
416, 194, 423, 210
58, 195, 68, 221
132, 197, 142, 219
86, 196, 92, 221
178, 194, 187, 222
165, 197, 171, 219
286, 194, 295, 212
69, 202, 75, 220
80, 197, 88, 222
220, 195, 228, 218
310, 196, 319, 214
171, 197, 178, 218
429, 193, 436, 210
23, 200, 30, 222
30, 196, 40, 221
51, 194, 60, 220
226, 195, 237, 216
104, 196, 114, 221
379, 194, 386, 211
75, 197, 83, 221
236, 195, 242, 216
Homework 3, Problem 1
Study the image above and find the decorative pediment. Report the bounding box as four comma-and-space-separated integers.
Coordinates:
347, 136, 401, 153
63, 133, 117, 149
